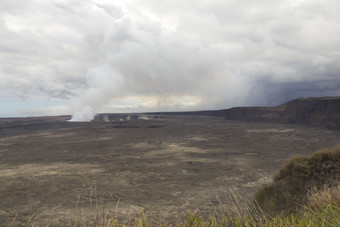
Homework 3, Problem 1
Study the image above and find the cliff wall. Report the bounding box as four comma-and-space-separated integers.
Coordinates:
221, 97, 340, 130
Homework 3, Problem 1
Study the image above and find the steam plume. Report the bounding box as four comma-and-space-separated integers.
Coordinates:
70, 65, 124, 121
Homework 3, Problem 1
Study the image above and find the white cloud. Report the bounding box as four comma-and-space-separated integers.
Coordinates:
1, 0, 340, 119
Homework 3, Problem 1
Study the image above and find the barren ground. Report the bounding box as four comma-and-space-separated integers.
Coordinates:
0, 116, 340, 226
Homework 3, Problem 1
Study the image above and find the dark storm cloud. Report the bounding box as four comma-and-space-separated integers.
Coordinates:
0, 0, 340, 119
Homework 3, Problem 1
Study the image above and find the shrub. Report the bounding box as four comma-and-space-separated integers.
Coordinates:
254, 145, 340, 216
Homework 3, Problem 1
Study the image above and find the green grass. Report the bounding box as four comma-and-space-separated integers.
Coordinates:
89, 205, 340, 226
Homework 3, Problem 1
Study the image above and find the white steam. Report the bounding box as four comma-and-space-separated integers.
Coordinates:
69, 9, 247, 122
70, 65, 124, 121
69, 105, 94, 122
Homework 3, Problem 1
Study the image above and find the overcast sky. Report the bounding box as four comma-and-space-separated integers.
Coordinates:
1, 0, 340, 119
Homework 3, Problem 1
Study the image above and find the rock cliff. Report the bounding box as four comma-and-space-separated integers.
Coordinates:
221, 97, 340, 130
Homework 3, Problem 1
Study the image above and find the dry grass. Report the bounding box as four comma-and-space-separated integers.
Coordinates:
215, 176, 267, 224
5, 183, 340, 226
305, 184, 340, 212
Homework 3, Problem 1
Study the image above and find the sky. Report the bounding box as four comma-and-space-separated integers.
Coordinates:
1, 0, 340, 120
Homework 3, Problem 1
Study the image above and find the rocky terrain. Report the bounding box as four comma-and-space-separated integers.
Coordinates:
1, 97, 340, 225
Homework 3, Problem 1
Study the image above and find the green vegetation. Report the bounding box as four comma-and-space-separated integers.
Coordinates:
78, 205, 340, 226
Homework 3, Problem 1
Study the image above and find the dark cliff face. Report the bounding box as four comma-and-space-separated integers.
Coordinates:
222, 97, 340, 130
283, 98, 340, 129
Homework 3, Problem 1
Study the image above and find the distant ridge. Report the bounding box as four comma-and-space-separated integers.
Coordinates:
5, 97, 338, 130
97, 97, 340, 130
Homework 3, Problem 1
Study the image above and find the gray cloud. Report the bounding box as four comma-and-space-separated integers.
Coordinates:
1, 0, 340, 119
